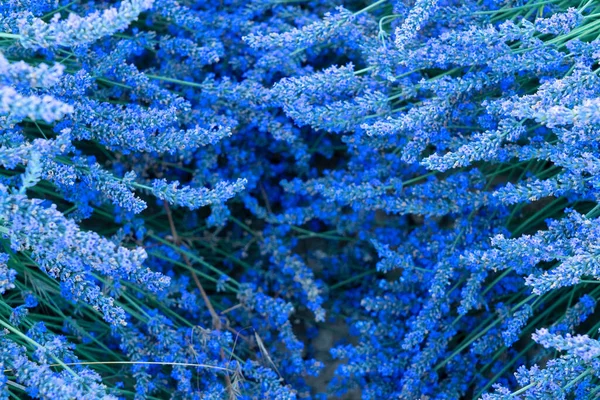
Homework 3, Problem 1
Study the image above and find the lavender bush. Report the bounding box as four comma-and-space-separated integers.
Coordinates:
1, 0, 600, 398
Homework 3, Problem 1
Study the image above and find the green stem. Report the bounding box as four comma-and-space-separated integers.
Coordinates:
354, 0, 387, 16
149, 234, 241, 287
0, 33, 22, 40
146, 74, 207, 89
563, 368, 592, 390
330, 269, 377, 290
511, 382, 535, 397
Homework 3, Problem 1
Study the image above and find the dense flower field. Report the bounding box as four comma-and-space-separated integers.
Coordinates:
2, 0, 600, 398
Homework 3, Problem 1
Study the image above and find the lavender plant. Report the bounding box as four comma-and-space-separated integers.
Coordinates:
2, 0, 600, 399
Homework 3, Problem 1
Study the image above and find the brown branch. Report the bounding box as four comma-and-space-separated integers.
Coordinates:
162, 203, 234, 398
